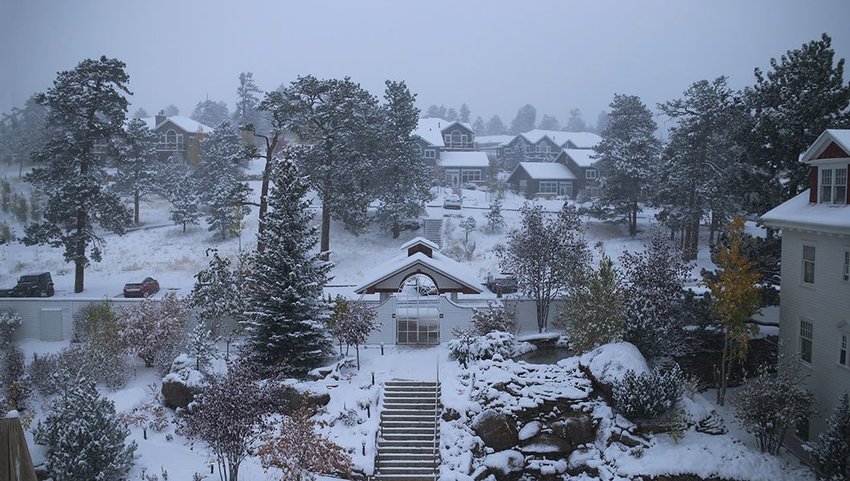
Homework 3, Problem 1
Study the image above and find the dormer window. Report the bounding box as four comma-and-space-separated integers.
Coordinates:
821, 167, 847, 204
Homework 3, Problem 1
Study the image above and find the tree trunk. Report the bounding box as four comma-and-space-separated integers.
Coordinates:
320, 203, 331, 261
134, 190, 140, 225
74, 208, 86, 293
182, 222, 187, 233
256, 151, 274, 253
392, 222, 400, 239
356, 344, 360, 370
74, 259, 85, 294
629, 200, 637, 237
717, 333, 730, 406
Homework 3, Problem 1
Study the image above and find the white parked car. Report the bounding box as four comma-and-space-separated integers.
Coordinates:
443, 194, 462, 210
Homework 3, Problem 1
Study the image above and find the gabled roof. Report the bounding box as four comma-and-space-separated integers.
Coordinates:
799, 129, 850, 163
439, 151, 490, 168
400, 237, 439, 252
560, 148, 598, 168
414, 118, 474, 147
475, 135, 514, 147
354, 243, 484, 295
519, 130, 601, 149
761, 190, 850, 235
511, 162, 576, 180
138, 116, 215, 135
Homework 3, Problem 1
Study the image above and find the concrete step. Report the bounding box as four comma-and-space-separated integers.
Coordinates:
381, 408, 439, 416
384, 397, 440, 404
383, 386, 441, 393
384, 391, 441, 399
377, 459, 440, 469
377, 452, 440, 462
381, 420, 438, 429
374, 475, 437, 481
376, 467, 438, 476
381, 433, 437, 442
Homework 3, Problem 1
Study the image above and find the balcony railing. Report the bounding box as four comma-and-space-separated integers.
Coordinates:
157, 141, 184, 152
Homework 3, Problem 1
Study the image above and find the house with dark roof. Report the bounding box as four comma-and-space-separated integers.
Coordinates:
438, 151, 490, 188
554, 148, 600, 198
760, 128, 850, 456
413, 118, 478, 183
506, 162, 577, 198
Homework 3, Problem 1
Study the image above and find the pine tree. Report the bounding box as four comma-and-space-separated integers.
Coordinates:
565, 108, 587, 131
560, 253, 627, 354
495, 203, 590, 332
485, 199, 505, 232
243, 155, 334, 376
538, 114, 560, 131
592, 94, 661, 237
34, 376, 137, 481
196, 120, 250, 240
187, 321, 218, 372
375, 80, 431, 238
190, 248, 250, 336
747, 33, 850, 199
472, 116, 485, 135
111, 118, 160, 224
23, 56, 133, 293
445, 108, 458, 121
810, 393, 850, 480
707, 217, 761, 406
485, 115, 507, 135
168, 172, 201, 233
191, 99, 230, 127
459, 103, 471, 123
509, 104, 537, 134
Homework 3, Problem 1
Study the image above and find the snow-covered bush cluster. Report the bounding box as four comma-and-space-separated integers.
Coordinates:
808, 393, 850, 480
1, 346, 30, 411
471, 303, 516, 335
613, 364, 684, 419
120, 292, 190, 373
0, 311, 22, 348
448, 331, 517, 365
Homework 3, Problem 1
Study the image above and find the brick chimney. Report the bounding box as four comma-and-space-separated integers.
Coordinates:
155, 110, 166, 126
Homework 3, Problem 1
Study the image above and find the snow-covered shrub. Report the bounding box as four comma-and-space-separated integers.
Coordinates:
27, 352, 60, 396
337, 407, 362, 427
120, 292, 189, 372
808, 392, 850, 480
34, 375, 137, 481
613, 364, 684, 419
448, 331, 515, 365
560, 254, 626, 354
258, 403, 353, 481
0, 311, 22, 348
471, 303, 516, 335
1, 346, 31, 411
324, 297, 379, 369
735, 351, 813, 455
28, 344, 129, 394
186, 321, 218, 372
485, 199, 505, 232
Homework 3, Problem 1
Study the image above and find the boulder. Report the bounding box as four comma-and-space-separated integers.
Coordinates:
161, 377, 195, 410
519, 432, 572, 457
270, 385, 330, 413
482, 449, 525, 481
552, 413, 595, 446
442, 407, 461, 422
518, 420, 542, 441
473, 410, 519, 451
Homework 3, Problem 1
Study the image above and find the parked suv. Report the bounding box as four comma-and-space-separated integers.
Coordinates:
0, 272, 55, 297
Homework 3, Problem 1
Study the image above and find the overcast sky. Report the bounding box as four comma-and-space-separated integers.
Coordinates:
2, 0, 849, 129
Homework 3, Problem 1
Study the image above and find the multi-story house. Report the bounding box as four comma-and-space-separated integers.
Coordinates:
478, 129, 601, 171
139, 112, 215, 164
761, 129, 850, 453
555, 148, 600, 198
413, 118, 484, 187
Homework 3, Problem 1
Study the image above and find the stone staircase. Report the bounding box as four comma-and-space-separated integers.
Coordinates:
421, 218, 443, 248
374, 380, 441, 481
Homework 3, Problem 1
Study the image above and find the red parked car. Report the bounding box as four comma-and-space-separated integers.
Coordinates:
123, 277, 160, 298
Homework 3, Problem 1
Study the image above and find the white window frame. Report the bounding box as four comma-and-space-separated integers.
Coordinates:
461, 169, 482, 183
800, 319, 813, 364
802, 243, 816, 285
820, 166, 848, 204
843, 249, 850, 282
559, 181, 573, 197
539, 181, 559, 194
585, 168, 598, 180
424, 149, 435, 159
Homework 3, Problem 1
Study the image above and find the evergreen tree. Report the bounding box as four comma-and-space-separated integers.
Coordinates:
23, 56, 133, 293
111, 118, 159, 224
809, 393, 850, 480
538, 114, 560, 131
191, 99, 230, 127
560, 253, 627, 353
747, 33, 850, 200
375, 80, 431, 238
190, 248, 250, 336
187, 321, 218, 372
196, 120, 250, 240
1, 96, 50, 174
163, 104, 179, 116
485, 199, 505, 232
565, 108, 587, 131
168, 172, 202, 233
233, 72, 269, 133
495, 203, 590, 332
131, 107, 148, 119
459, 103, 471, 123
706, 217, 761, 406
243, 156, 334, 376
485, 115, 507, 135
34, 376, 136, 481
593, 94, 661, 236
509, 104, 537, 134
425, 104, 447, 119
595, 110, 610, 134
445, 107, 459, 121
284, 75, 383, 259
472, 116, 485, 135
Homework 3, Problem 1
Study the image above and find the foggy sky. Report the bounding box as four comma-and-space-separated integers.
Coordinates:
2, 0, 850, 128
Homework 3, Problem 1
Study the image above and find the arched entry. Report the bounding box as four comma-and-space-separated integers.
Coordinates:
395, 273, 440, 344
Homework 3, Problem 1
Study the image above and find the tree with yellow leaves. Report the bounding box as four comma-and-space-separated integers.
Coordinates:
707, 217, 761, 406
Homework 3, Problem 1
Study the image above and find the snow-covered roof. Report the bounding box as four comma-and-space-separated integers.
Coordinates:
354, 250, 484, 295
561, 148, 598, 168
414, 118, 474, 147
475, 135, 514, 147
519, 130, 601, 149
513, 162, 577, 180
760, 190, 850, 235
439, 151, 490, 168
799, 129, 850, 163
138, 116, 215, 134
400, 237, 440, 252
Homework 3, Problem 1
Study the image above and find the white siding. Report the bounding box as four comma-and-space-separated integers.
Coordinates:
778, 229, 850, 443
1, 298, 146, 342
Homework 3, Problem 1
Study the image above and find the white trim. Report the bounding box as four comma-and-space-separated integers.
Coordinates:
585, 168, 598, 180
800, 318, 814, 365
802, 242, 816, 286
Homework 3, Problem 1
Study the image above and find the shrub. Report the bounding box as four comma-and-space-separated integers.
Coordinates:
613, 364, 684, 419
28, 352, 60, 396
120, 293, 189, 372
0, 221, 12, 244
561, 254, 626, 354
808, 392, 850, 480
448, 331, 515, 365
34, 375, 136, 481
1, 347, 31, 411
0, 311, 22, 348
471, 303, 516, 335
